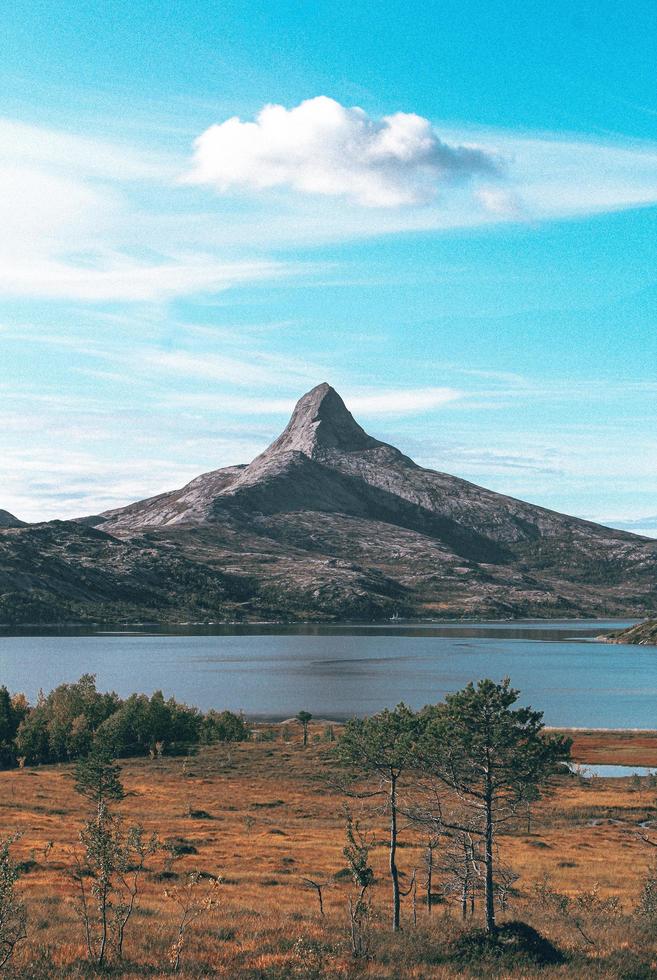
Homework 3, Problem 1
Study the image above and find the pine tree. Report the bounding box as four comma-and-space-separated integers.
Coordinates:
418, 678, 570, 933
336, 703, 422, 931
296, 711, 312, 747
73, 742, 125, 811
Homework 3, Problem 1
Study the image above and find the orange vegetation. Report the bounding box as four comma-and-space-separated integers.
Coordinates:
2, 725, 657, 977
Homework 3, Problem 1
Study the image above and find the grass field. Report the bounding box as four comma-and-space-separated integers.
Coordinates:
3, 725, 657, 978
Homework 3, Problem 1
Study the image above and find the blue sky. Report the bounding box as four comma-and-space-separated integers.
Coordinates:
1, 0, 656, 532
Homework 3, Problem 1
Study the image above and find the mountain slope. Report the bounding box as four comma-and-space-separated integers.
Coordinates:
1, 383, 655, 624
0, 510, 26, 529
605, 619, 657, 646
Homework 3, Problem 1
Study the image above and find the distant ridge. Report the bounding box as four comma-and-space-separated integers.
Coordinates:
0, 383, 655, 625
605, 619, 657, 646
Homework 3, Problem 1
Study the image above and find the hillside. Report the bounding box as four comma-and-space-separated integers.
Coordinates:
0, 509, 26, 529
605, 618, 657, 646
1, 383, 656, 624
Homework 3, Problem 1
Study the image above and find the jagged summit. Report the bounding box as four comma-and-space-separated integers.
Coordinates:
261, 383, 386, 458
0, 510, 25, 529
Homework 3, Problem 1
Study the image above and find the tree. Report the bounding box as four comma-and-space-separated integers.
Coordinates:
0, 835, 26, 968
71, 743, 156, 966
73, 743, 125, 811
199, 710, 248, 744
296, 711, 312, 747
343, 810, 374, 958
0, 688, 21, 768
72, 807, 157, 966
336, 703, 423, 931
418, 678, 570, 933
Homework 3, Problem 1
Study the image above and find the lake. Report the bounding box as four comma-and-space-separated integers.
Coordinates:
0, 618, 654, 728
570, 764, 657, 779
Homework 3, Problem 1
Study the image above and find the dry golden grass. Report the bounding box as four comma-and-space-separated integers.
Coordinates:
2, 725, 657, 977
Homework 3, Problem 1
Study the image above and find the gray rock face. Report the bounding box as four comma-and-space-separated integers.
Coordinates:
260, 382, 388, 457
2, 383, 655, 624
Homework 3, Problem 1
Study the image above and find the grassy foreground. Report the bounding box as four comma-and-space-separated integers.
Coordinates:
3, 726, 657, 978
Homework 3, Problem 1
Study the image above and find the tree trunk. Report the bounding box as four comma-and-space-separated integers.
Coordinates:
484, 772, 496, 934
389, 772, 401, 931
426, 841, 433, 915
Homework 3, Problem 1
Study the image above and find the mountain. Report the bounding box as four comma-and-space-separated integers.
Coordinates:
1, 383, 656, 624
0, 510, 26, 529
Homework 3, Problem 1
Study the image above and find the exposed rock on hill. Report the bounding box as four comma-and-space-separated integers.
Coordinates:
1, 383, 656, 624
604, 619, 657, 646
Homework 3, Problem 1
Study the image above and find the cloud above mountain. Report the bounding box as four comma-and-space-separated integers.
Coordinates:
186, 96, 498, 207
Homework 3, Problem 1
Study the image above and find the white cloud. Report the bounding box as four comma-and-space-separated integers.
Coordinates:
185, 96, 497, 207
0, 252, 285, 302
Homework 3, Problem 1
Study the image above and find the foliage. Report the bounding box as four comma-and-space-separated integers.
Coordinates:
0, 689, 27, 769
448, 920, 564, 968
336, 703, 423, 779
336, 703, 424, 931
15, 675, 120, 765
637, 864, 657, 922
71, 804, 158, 966
0, 835, 27, 968
296, 711, 312, 747
200, 709, 249, 744
417, 677, 571, 932
7, 675, 248, 768
73, 743, 125, 808
343, 811, 374, 958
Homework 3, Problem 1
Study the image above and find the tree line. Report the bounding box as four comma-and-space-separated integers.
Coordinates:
0, 674, 248, 767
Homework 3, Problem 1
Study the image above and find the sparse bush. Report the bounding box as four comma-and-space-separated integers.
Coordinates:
637, 864, 657, 922
0, 835, 27, 968
449, 920, 564, 968
165, 871, 220, 972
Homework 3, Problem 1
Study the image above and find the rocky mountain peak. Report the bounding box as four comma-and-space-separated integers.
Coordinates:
261, 383, 385, 458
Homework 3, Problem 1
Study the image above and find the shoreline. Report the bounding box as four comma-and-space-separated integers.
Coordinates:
0, 614, 640, 633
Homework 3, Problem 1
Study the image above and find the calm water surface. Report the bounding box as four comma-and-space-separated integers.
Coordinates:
0, 619, 652, 728
571, 764, 657, 778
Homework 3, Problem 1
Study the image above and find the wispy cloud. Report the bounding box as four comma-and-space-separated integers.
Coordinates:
144, 349, 320, 388
346, 387, 463, 414
0, 117, 292, 303
0, 253, 287, 302
162, 385, 464, 416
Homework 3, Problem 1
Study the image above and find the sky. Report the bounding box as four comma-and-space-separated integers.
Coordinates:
1, 0, 656, 534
